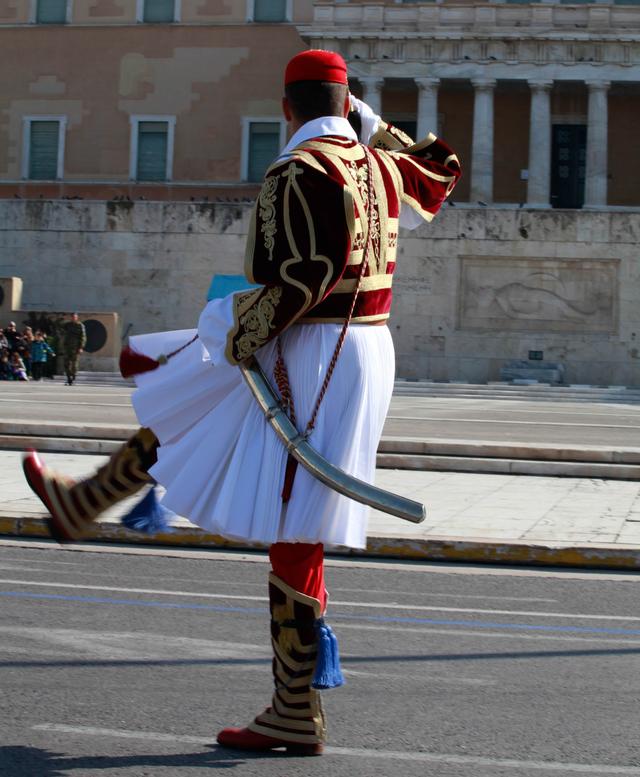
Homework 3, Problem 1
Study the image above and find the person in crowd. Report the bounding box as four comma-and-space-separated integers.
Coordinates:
44, 332, 58, 379
62, 313, 86, 385
4, 322, 21, 353
31, 331, 55, 381
0, 328, 8, 352
0, 351, 10, 380
21, 326, 34, 377
9, 351, 28, 381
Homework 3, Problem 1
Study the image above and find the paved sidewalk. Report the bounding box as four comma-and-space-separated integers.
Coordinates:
2, 450, 640, 569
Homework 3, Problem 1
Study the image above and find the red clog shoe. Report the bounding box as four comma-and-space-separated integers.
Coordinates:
22, 449, 80, 543
216, 726, 323, 756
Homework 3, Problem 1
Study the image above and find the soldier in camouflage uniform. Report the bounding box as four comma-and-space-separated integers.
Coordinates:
62, 313, 86, 385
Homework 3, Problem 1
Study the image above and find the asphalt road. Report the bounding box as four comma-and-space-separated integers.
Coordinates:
3, 381, 640, 447
2, 540, 640, 776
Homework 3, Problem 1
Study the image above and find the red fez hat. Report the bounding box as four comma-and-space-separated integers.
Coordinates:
285, 49, 348, 86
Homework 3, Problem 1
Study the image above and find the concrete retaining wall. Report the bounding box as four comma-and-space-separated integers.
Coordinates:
1, 199, 639, 385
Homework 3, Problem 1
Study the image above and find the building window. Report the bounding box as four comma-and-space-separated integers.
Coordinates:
130, 117, 176, 181
250, 0, 290, 23
137, 0, 179, 23
243, 119, 285, 182
33, 0, 69, 23
22, 117, 66, 180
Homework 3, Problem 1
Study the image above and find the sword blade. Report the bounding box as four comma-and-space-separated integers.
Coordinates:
239, 356, 426, 524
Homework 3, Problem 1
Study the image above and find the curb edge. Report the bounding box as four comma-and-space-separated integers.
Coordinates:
1, 516, 639, 570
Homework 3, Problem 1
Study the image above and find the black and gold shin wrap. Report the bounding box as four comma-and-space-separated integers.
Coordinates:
45, 426, 159, 539
248, 574, 326, 747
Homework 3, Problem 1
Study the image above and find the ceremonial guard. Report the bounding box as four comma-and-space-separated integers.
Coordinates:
61, 312, 86, 385
24, 50, 460, 755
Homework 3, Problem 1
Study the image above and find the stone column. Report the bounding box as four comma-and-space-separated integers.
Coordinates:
470, 78, 496, 204
359, 76, 384, 116
526, 80, 553, 207
415, 77, 440, 138
584, 80, 610, 208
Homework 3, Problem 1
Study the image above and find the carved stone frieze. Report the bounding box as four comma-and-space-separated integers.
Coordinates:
301, 2, 640, 71
458, 256, 619, 335
303, 34, 640, 70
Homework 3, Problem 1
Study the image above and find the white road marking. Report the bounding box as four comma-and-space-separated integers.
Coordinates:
333, 587, 558, 603
0, 578, 637, 623
31, 724, 640, 773
0, 626, 270, 660
342, 668, 492, 685
0, 564, 555, 602
3, 539, 640, 582
335, 622, 640, 645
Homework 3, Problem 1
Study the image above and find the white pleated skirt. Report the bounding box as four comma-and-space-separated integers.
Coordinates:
129, 295, 395, 549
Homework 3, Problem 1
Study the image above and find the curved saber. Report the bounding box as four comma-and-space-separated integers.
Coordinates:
239, 356, 426, 524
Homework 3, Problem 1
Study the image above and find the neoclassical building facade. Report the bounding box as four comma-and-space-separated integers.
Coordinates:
309, 1, 640, 210
1, 0, 638, 208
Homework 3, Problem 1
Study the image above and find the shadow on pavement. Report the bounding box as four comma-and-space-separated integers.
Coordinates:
0, 744, 299, 775
2, 645, 640, 673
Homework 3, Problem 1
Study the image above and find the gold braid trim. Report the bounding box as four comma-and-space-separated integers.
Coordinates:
234, 286, 283, 361
258, 175, 279, 262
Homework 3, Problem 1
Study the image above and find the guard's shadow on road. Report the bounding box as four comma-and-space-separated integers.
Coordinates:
0, 744, 292, 775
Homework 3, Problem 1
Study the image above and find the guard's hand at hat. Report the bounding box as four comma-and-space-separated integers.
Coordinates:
349, 95, 381, 145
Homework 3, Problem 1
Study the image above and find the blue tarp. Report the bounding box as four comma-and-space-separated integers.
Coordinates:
207, 274, 260, 302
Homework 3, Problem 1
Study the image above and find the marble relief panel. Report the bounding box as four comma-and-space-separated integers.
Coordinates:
458, 256, 619, 334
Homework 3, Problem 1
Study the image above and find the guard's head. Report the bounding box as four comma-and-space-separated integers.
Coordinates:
283, 50, 350, 125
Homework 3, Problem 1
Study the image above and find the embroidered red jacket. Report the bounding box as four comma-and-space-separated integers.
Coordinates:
225, 122, 461, 364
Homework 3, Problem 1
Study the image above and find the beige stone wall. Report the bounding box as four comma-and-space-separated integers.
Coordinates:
0, 0, 29, 23
0, 24, 306, 184
395, 208, 640, 386
1, 199, 639, 385
74, 0, 136, 24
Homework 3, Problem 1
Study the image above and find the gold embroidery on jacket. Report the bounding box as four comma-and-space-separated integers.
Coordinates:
369, 152, 389, 274
370, 121, 414, 151
280, 164, 334, 308
346, 159, 369, 202
259, 175, 279, 262
235, 286, 283, 360
299, 140, 365, 162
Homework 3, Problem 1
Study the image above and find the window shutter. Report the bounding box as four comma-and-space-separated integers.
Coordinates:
143, 0, 175, 22
248, 123, 280, 182
253, 0, 287, 22
29, 122, 60, 180
137, 122, 169, 181
36, 0, 67, 23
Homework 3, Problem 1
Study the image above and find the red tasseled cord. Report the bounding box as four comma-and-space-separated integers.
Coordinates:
119, 345, 162, 379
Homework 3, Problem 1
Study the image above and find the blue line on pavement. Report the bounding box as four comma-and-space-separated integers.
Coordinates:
2, 589, 640, 638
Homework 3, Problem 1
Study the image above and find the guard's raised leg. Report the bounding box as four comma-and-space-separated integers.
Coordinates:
23, 426, 159, 542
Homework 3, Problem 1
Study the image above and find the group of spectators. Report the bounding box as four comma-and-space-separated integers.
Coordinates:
0, 322, 56, 381
0, 313, 86, 384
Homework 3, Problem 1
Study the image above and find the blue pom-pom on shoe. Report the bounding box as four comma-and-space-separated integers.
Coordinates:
121, 485, 175, 535
312, 618, 345, 690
